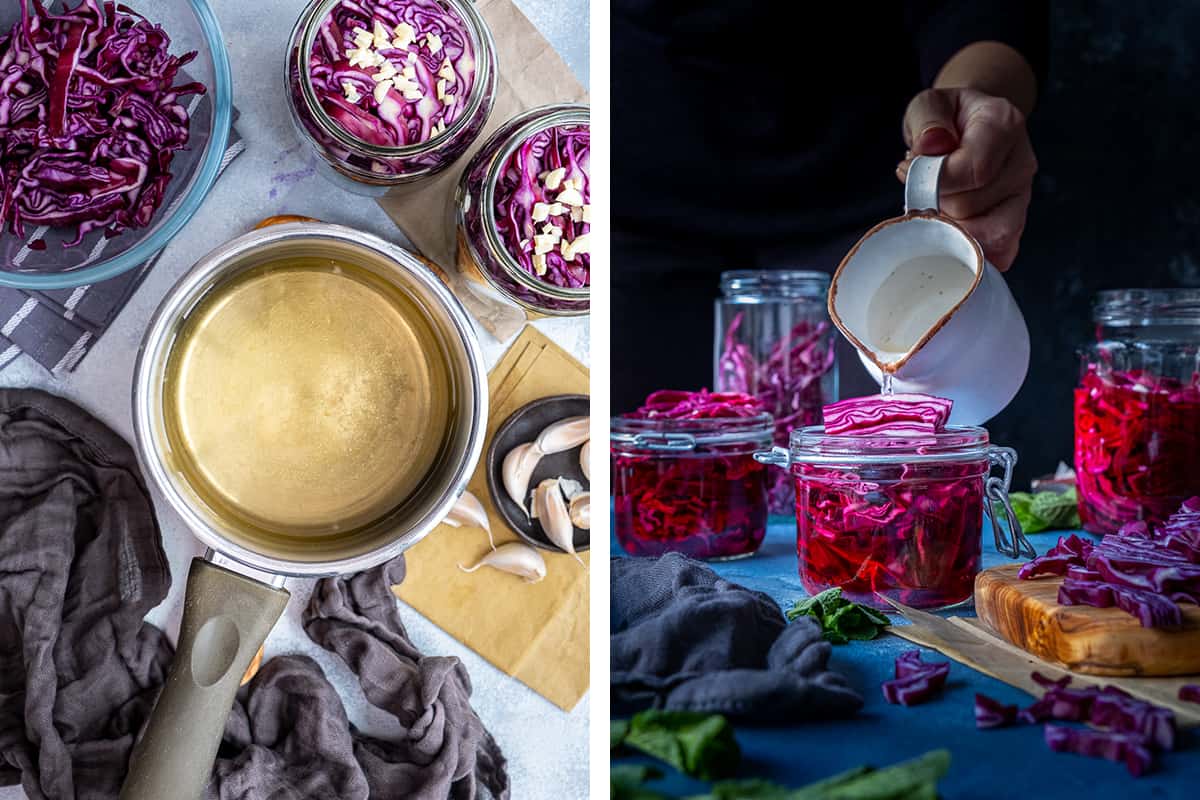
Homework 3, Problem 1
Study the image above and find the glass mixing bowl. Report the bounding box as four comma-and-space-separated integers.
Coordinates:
0, 0, 232, 289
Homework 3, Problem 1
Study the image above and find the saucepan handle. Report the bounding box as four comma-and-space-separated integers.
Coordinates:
119, 558, 290, 800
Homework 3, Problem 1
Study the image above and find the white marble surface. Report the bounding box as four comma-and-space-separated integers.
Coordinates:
0, 0, 589, 797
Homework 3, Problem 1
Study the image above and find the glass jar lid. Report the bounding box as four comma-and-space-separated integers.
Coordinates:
720, 270, 830, 299
1093, 289, 1200, 327
610, 412, 774, 452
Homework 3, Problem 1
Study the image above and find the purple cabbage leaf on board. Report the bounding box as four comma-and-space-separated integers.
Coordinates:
1018, 496, 1200, 628
881, 650, 950, 706
0, 0, 205, 246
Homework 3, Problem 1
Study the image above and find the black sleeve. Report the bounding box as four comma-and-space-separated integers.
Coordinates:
905, 0, 1050, 89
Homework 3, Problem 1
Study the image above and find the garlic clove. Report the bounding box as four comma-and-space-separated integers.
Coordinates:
502, 442, 543, 514
535, 416, 589, 455
533, 478, 582, 564
569, 491, 590, 530
579, 440, 591, 481
444, 490, 494, 549
559, 477, 585, 500
458, 541, 547, 583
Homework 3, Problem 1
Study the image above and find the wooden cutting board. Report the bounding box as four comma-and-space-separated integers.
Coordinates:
975, 564, 1200, 677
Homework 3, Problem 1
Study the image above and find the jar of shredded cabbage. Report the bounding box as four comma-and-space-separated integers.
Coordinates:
760, 426, 1028, 610
1075, 289, 1200, 534
714, 271, 838, 516
611, 412, 773, 560
286, 0, 497, 193
455, 105, 591, 316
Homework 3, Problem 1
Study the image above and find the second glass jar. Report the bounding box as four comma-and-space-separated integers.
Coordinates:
714, 270, 837, 515
611, 412, 773, 560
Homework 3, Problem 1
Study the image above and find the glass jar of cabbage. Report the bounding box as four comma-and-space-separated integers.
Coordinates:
611, 409, 773, 561
760, 426, 1028, 610
714, 271, 838, 516
455, 104, 591, 317
285, 0, 497, 193
1074, 289, 1200, 534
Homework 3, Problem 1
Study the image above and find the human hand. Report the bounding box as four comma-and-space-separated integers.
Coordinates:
897, 87, 1037, 270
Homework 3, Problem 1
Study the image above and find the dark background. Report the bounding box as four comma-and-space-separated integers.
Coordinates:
991, 0, 1200, 486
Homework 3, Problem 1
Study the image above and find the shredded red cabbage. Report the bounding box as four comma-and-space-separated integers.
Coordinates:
1020, 497, 1200, 628
626, 389, 764, 421
822, 394, 953, 436
493, 124, 589, 289
308, 0, 474, 147
974, 693, 1018, 729
0, 0, 204, 246
881, 650, 950, 706
1180, 685, 1200, 704
613, 390, 769, 560
717, 314, 836, 513
1074, 366, 1200, 534
1044, 725, 1154, 777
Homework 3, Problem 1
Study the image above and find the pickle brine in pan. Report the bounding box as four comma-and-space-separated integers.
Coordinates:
161, 257, 453, 539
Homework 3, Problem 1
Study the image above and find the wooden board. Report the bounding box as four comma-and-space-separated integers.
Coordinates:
975, 564, 1200, 677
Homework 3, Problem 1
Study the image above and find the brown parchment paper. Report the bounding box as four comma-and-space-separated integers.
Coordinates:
377, 0, 589, 340
393, 326, 590, 710
886, 601, 1200, 727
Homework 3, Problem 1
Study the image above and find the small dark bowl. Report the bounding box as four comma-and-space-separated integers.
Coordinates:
486, 394, 590, 553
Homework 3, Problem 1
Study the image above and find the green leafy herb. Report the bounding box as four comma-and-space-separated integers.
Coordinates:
621, 710, 741, 781
612, 764, 671, 800
1007, 488, 1080, 534
784, 587, 890, 644
684, 750, 949, 800
613, 719, 631, 750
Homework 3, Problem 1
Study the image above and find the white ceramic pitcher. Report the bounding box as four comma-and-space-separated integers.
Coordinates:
827, 155, 1030, 424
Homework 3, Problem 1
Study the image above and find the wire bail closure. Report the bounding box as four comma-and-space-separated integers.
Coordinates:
986, 445, 1034, 559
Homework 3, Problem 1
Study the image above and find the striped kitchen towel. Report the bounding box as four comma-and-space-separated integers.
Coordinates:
0, 115, 246, 374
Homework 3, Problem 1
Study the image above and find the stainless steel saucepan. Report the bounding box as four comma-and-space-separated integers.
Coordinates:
119, 222, 487, 800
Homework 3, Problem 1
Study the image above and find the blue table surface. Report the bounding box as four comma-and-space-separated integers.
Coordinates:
611, 518, 1200, 799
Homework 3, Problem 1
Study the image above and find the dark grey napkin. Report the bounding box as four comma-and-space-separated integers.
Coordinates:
611, 553, 863, 722
0, 389, 509, 800
0, 123, 246, 374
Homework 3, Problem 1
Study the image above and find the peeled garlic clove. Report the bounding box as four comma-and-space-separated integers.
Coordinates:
534, 478, 581, 564
535, 416, 589, 455
569, 491, 590, 530
444, 490, 494, 549
502, 442, 543, 514
579, 440, 590, 481
559, 477, 585, 500
459, 541, 546, 583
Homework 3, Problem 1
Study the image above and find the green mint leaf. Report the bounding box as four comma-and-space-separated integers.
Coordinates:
785, 587, 889, 644
1030, 490, 1080, 529
1008, 492, 1047, 534
623, 710, 741, 781
821, 749, 950, 799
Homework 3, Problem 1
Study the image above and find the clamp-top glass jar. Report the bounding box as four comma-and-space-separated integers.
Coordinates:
456, 104, 591, 317
714, 270, 837, 515
286, 0, 497, 194
611, 412, 773, 560
1074, 289, 1200, 533
759, 426, 1030, 610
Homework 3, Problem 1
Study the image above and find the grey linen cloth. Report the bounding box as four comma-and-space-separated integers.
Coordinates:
611, 553, 863, 723
0, 389, 508, 800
